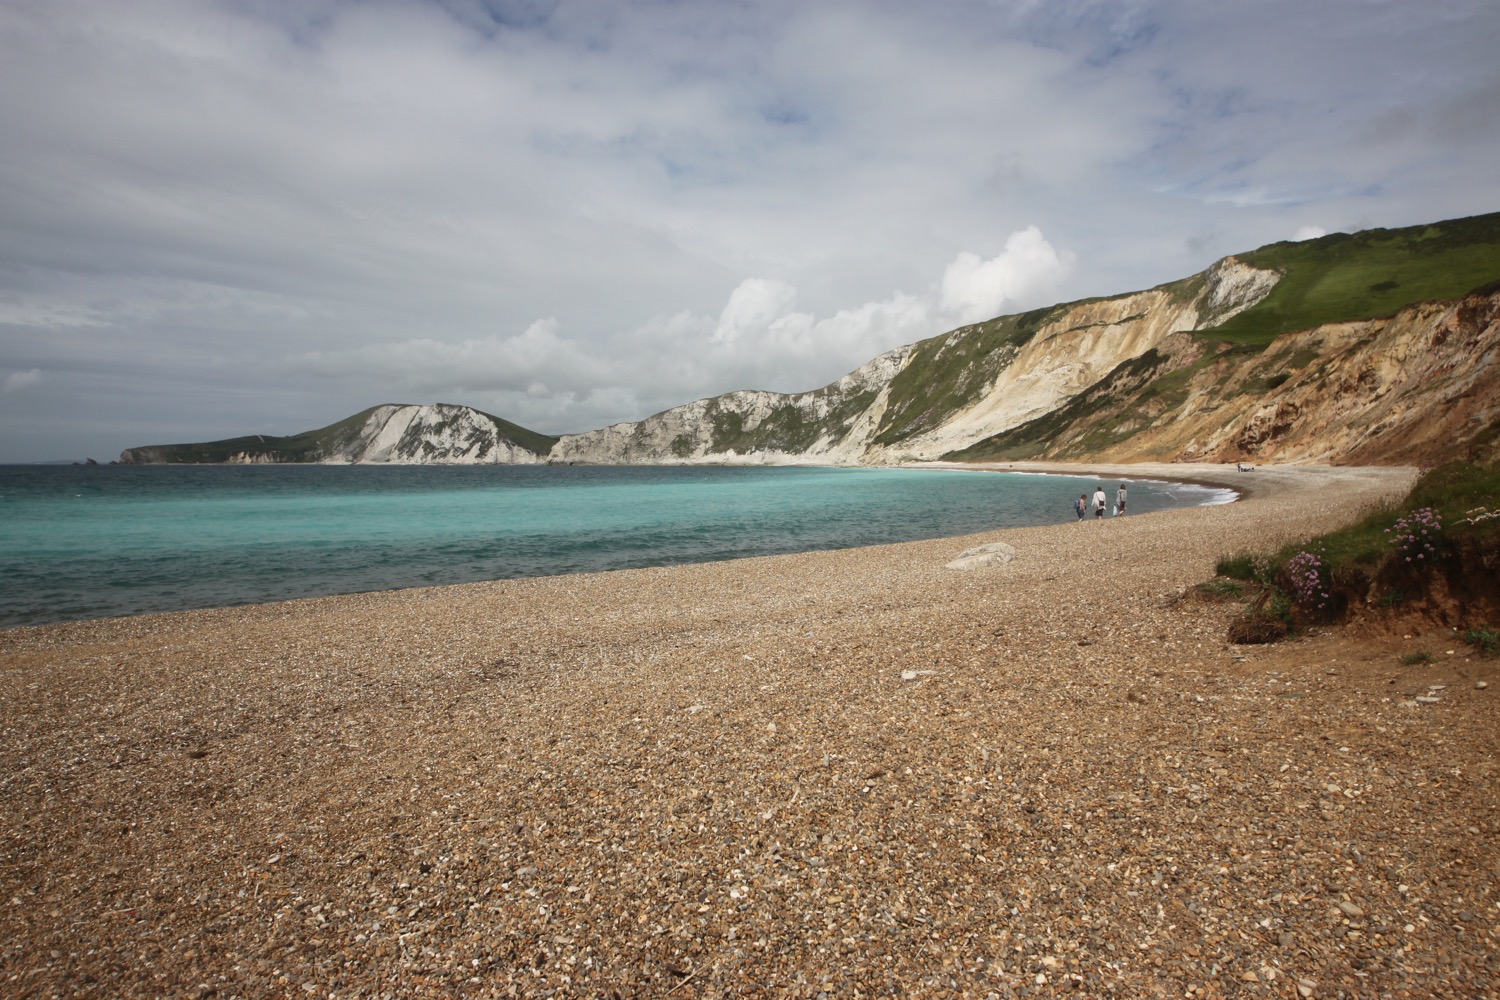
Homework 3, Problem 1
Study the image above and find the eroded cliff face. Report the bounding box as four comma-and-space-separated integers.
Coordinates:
326, 404, 549, 465
1194, 290, 1500, 465
560, 255, 1496, 469
868, 257, 1280, 462
966, 287, 1500, 467
548, 255, 1285, 466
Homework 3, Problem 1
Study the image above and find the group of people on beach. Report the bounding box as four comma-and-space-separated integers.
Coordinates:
1074, 484, 1127, 520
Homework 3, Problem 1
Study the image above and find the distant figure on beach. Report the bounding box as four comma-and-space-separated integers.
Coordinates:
1237, 462, 1256, 472
1074, 493, 1087, 521
1093, 486, 1107, 519
1115, 483, 1128, 516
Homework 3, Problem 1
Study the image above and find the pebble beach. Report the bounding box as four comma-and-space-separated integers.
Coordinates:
3, 461, 1497, 998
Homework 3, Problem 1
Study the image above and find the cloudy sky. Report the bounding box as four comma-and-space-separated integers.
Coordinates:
1, 0, 1497, 462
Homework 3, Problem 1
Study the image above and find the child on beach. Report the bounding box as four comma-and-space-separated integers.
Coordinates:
1074, 494, 1087, 521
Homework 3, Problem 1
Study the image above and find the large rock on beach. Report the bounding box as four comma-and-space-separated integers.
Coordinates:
944, 540, 1017, 570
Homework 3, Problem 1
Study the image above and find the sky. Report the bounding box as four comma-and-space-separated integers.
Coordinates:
1, 0, 1497, 462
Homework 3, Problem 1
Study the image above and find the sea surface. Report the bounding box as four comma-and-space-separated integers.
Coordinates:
0, 464, 1233, 628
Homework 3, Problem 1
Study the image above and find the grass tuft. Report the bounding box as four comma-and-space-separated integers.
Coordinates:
1464, 626, 1500, 657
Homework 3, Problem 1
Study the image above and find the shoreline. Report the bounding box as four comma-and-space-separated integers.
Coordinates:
916, 458, 1275, 500
5, 461, 1252, 633
909, 459, 1250, 504
8, 462, 1498, 997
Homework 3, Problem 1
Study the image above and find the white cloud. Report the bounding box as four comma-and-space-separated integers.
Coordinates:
3, 369, 42, 394
0, 300, 107, 330
939, 227, 1074, 325
292, 318, 611, 397
713, 279, 800, 345
1292, 225, 1328, 241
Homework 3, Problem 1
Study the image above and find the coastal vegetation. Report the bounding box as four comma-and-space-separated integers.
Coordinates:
1214, 460, 1500, 646
122, 407, 383, 463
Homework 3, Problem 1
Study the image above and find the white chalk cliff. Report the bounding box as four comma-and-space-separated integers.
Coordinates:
323, 404, 549, 465
120, 403, 555, 465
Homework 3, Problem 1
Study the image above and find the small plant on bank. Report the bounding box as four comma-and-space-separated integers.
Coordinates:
1387, 506, 1444, 565
1268, 592, 1295, 626
1464, 625, 1500, 657
1215, 552, 1276, 586
1193, 578, 1244, 601
1215, 553, 1257, 580
1285, 547, 1331, 615
1212, 554, 1248, 578
1399, 650, 1434, 666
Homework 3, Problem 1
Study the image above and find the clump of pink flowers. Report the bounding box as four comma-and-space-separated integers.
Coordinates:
1286, 548, 1330, 612
1387, 507, 1443, 564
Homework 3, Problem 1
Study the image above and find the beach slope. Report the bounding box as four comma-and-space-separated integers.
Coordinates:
4, 462, 1497, 997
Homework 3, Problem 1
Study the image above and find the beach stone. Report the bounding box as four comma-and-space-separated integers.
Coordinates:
944, 541, 1016, 570
1338, 901, 1364, 918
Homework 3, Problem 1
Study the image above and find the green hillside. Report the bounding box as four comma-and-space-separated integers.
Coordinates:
128, 408, 382, 463
1202, 210, 1500, 345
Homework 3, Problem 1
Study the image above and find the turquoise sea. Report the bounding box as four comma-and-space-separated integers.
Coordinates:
0, 464, 1232, 628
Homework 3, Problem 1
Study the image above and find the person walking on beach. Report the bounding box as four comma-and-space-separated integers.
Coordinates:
1093, 486, 1107, 519
1074, 493, 1087, 521
1115, 483, 1128, 516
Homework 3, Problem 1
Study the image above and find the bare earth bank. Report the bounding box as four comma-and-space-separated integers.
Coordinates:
3, 463, 1497, 998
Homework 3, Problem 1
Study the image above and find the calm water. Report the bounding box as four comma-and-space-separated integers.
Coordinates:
0, 464, 1231, 627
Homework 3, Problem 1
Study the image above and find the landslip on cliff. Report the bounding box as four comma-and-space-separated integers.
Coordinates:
953, 284, 1500, 468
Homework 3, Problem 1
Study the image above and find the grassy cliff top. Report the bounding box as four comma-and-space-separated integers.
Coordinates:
1202, 210, 1500, 345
